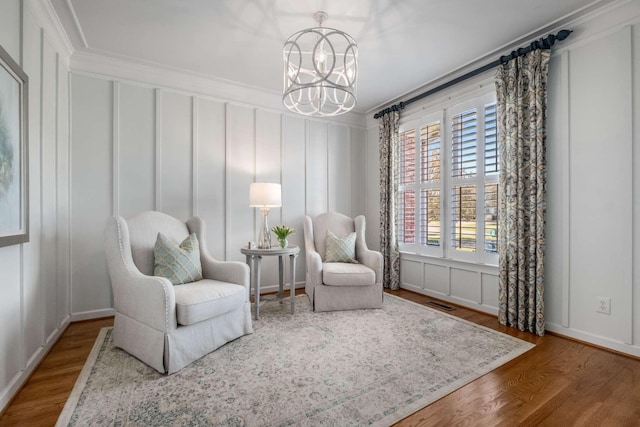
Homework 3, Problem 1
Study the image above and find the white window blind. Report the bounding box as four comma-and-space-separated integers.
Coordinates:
398, 128, 417, 245
451, 184, 477, 251
420, 188, 440, 246
421, 122, 440, 183
484, 103, 498, 175
397, 92, 497, 265
452, 109, 477, 178
399, 129, 416, 186
398, 190, 415, 244
484, 183, 498, 253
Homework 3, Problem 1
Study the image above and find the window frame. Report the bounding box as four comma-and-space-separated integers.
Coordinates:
398, 111, 444, 257
397, 90, 497, 266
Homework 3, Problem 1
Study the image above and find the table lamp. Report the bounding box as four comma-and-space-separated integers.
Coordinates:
249, 183, 282, 249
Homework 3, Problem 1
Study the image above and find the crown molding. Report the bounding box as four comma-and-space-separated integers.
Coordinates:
24, 0, 74, 63
70, 49, 366, 128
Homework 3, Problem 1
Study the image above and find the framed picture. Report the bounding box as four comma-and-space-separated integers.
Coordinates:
0, 43, 28, 248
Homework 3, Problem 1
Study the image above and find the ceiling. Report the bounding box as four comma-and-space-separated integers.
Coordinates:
52, 0, 607, 114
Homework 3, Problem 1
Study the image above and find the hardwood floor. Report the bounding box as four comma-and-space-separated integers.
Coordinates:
0, 317, 113, 427
1, 289, 639, 426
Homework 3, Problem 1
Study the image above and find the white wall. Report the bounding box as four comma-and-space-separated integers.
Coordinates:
544, 2, 640, 356
68, 72, 368, 315
0, 0, 71, 412
365, 1, 640, 357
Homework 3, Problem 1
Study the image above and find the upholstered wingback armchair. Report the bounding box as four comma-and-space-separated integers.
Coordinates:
303, 212, 383, 312
104, 211, 253, 374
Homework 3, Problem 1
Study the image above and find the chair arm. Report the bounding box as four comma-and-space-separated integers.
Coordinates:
358, 249, 383, 285
105, 216, 177, 333
354, 215, 383, 284
305, 248, 323, 287
115, 273, 176, 333
303, 215, 323, 286
201, 254, 251, 300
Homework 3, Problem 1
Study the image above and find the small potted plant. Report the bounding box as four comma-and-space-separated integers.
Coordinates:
271, 225, 295, 248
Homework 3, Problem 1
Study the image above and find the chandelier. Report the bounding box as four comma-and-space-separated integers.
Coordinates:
283, 11, 358, 117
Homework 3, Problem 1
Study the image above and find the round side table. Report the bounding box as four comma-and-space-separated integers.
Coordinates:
240, 245, 300, 320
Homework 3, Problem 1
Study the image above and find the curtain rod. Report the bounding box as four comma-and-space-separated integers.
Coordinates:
373, 29, 572, 119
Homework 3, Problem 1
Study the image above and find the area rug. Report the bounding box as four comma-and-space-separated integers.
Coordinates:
57, 294, 534, 426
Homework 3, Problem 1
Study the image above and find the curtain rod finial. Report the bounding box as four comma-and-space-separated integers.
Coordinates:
556, 29, 572, 41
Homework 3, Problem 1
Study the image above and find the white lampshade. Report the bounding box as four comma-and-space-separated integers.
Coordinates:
249, 183, 282, 207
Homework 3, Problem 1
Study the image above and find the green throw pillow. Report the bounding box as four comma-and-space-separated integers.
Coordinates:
324, 230, 358, 263
153, 232, 203, 285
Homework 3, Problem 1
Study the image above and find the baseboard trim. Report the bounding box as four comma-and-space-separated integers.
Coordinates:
0, 318, 70, 415
70, 308, 116, 322
545, 322, 640, 359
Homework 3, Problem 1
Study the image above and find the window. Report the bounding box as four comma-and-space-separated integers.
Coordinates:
451, 184, 476, 251
398, 130, 416, 244
420, 121, 441, 247
398, 112, 442, 257
420, 188, 440, 246
397, 92, 498, 264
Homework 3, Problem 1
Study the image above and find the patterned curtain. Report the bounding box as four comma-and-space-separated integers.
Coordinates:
495, 49, 550, 336
379, 110, 400, 290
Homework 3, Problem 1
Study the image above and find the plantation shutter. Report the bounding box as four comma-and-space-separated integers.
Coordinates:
451, 109, 477, 178
451, 185, 477, 251
398, 129, 416, 244
484, 103, 498, 174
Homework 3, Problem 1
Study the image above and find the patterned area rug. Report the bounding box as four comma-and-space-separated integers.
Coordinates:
57, 294, 533, 426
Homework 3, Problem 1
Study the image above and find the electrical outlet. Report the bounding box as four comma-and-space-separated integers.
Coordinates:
596, 296, 611, 315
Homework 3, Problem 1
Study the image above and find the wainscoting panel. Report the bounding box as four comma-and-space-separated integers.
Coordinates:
305, 120, 328, 217
423, 263, 448, 296
225, 103, 255, 263
159, 91, 193, 221
195, 98, 226, 260
0, 247, 21, 391
545, 51, 569, 329
567, 28, 632, 344
450, 268, 481, 305
633, 22, 640, 348
350, 127, 366, 217
255, 110, 282, 187
70, 75, 113, 312
399, 259, 422, 288
41, 38, 59, 337
56, 53, 71, 329
21, 7, 44, 361
481, 273, 498, 310
255, 109, 282, 286
365, 124, 379, 250
399, 253, 498, 314
0, 0, 20, 58
328, 124, 351, 215
118, 83, 155, 219
281, 115, 307, 282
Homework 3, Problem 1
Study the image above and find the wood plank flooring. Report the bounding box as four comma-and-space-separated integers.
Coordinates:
1, 289, 639, 426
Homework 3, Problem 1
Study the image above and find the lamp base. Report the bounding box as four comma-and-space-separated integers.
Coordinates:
258, 208, 271, 249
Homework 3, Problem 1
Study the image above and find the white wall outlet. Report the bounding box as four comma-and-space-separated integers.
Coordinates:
596, 296, 611, 315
